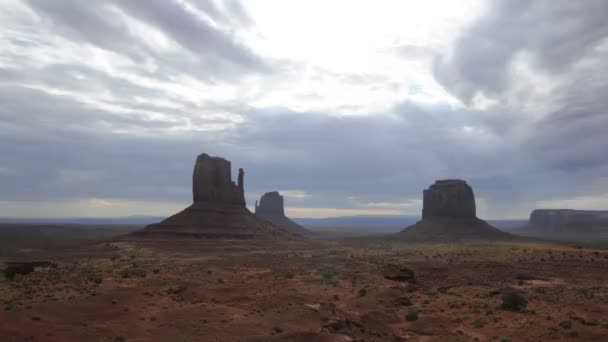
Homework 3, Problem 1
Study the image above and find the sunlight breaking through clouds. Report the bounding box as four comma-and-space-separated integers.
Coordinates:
0, 0, 607, 218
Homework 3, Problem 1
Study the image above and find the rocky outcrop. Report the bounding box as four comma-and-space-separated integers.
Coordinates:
192, 153, 245, 206
422, 179, 476, 220
528, 209, 608, 232
255, 192, 285, 216
3, 261, 57, 280
131, 153, 294, 240
255, 191, 311, 236
399, 179, 513, 241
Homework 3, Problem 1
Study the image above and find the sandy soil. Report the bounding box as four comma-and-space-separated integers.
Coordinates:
1, 239, 608, 341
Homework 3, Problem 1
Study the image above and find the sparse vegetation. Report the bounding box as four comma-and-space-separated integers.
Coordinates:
473, 318, 486, 328
500, 291, 528, 312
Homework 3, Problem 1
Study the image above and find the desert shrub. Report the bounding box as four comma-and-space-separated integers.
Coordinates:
583, 319, 599, 326
357, 287, 368, 297
500, 292, 528, 312
317, 266, 338, 286
406, 310, 419, 321
560, 320, 572, 329
473, 318, 486, 328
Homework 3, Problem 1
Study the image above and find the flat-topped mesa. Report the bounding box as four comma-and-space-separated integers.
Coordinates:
254, 191, 312, 236
422, 179, 476, 220
398, 179, 513, 241
529, 209, 608, 232
255, 191, 285, 216
192, 153, 245, 207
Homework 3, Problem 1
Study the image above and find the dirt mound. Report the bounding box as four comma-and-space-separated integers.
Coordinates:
397, 218, 516, 241
398, 218, 515, 241
130, 203, 294, 240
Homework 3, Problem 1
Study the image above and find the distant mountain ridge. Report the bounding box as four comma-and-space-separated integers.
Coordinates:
293, 215, 419, 228
0, 216, 163, 226
0, 215, 527, 231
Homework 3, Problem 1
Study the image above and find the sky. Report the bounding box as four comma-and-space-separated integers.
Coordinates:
1, 0, 607, 219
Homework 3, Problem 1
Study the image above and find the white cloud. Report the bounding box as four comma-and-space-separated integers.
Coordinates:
0, 1, 607, 219
279, 190, 310, 199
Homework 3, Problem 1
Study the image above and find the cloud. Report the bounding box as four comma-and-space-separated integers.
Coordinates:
0, 0, 606, 219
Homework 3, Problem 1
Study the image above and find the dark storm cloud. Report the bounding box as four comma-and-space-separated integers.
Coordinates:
25, 0, 268, 79
115, 0, 266, 71
24, 0, 144, 60
433, 0, 608, 103
432, 0, 608, 194
1, 0, 607, 218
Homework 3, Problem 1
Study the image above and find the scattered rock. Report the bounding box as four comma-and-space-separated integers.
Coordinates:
3, 261, 57, 280
384, 265, 416, 283
304, 303, 321, 311
393, 297, 414, 306
323, 319, 363, 333
405, 310, 419, 321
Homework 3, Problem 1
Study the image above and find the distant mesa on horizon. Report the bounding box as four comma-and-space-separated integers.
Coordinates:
129, 153, 295, 240
398, 179, 514, 241
526, 209, 608, 233
255, 191, 312, 236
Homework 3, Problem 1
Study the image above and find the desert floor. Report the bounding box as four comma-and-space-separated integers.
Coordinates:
1, 237, 608, 341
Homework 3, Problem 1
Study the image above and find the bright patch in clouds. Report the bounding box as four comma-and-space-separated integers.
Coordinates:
1, 1, 607, 219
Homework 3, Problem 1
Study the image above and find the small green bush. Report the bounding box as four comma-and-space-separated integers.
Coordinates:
500, 292, 528, 312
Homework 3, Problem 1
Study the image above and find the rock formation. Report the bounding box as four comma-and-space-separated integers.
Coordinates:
422, 179, 476, 220
398, 179, 513, 240
131, 153, 294, 240
255, 191, 312, 236
256, 192, 285, 216
192, 154, 245, 206
528, 209, 608, 232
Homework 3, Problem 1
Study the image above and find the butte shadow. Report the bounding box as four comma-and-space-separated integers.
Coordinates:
397, 179, 514, 241
130, 153, 296, 240
254, 191, 313, 236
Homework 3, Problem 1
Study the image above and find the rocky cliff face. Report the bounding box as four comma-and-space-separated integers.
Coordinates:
132, 153, 295, 240
255, 191, 285, 216
399, 179, 512, 241
422, 179, 476, 220
255, 191, 311, 236
529, 209, 608, 232
192, 153, 245, 206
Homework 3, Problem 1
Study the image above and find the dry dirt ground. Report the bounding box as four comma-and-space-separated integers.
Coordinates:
1, 239, 608, 341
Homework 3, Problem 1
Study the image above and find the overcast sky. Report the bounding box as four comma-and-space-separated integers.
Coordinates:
1, 0, 607, 219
